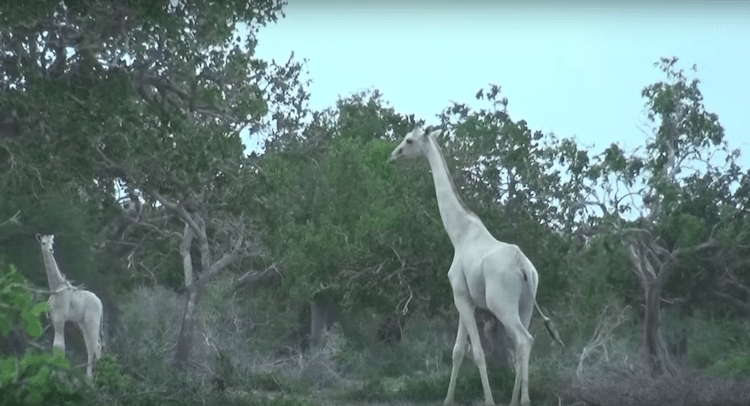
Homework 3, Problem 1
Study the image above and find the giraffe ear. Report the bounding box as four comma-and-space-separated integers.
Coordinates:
428, 129, 442, 139
36, 233, 41, 241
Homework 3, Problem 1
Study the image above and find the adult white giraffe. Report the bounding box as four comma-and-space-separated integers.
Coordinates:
389, 126, 563, 406
37, 234, 104, 377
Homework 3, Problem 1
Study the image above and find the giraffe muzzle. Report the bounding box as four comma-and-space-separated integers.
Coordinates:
388, 149, 401, 163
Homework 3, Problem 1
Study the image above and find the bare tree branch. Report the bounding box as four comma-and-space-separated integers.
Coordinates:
152, 192, 205, 243
0, 211, 20, 228
206, 235, 244, 280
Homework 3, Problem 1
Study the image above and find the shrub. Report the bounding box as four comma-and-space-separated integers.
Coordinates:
688, 311, 750, 371
0, 262, 91, 406
709, 353, 750, 377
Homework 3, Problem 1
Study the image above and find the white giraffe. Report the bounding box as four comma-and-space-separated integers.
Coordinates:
37, 234, 103, 377
389, 127, 563, 406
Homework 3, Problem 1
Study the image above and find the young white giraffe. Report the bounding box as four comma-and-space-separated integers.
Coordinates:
37, 234, 104, 377
389, 127, 563, 406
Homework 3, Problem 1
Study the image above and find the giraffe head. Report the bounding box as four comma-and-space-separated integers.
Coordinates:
389, 126, 442, 162
36, 234, 55, 253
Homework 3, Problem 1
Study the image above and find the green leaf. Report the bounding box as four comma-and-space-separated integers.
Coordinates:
0, 358, 16, 385
0, 316, 10, 337
30, 301, 49, 316
22, 309, 43, 338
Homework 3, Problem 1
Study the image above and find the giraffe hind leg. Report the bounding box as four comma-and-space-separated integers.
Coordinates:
78, 321, 95, 377
80, 308, 102, 377
487, 295, 534, 406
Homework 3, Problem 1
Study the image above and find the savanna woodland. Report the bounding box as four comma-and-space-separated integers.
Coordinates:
2, 2, 750, 406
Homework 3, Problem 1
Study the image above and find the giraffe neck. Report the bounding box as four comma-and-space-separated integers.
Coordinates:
423, 136, 484, 246
41, 249, 68, 291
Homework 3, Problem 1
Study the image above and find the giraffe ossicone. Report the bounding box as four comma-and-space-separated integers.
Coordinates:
389, 126, 563, 406
37, 234, 104, 377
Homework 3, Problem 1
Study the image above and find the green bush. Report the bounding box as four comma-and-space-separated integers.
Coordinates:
710, 353, 750, 377
264, 395, 318, 406
93, 353, 139, 402
0, 264, 47, 339
114, 285, 183, 380
343, 378, 391, 402
0, 262, 91, 406
345, 363, 515, 404
0, 350, 88, 406
110, 279, 314, 404
247, 370, 305, 394
688, 312, 750, 370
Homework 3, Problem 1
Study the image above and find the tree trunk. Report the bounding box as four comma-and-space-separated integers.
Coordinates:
643, 283, 675, 377
151, 196, 245, 369
310, 297, 332, 348
173, 284, 204, 368
628, 238, 677, 377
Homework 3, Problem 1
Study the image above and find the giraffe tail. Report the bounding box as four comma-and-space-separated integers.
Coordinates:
534, 300, 565, 350
516, 249, 565, 349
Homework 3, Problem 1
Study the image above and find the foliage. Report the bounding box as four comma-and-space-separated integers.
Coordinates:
569, 236, 637, 322
686, 310, 750, 370
258, 90, 455, 315
0, 0, 307, 289
102, 281, 320, 405
0, 261, 90, 406
94, 353, 137, 398
438, 84, 589, 233
346, 360, 515, 404
0, 350, 86, 406
710, 354, 750, 377
1, 0, 316, 368
437, 90, 585, 302
0, 264, 47, 338
114, 285, 183, 375
0, 190, 106, 289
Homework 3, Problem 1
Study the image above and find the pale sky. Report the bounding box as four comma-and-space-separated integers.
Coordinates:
253, 1, 749, 165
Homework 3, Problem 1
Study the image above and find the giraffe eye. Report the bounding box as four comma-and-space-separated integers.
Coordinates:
406, 139, 413, 144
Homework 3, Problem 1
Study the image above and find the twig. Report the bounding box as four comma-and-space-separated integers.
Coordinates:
0, 211, 21, 228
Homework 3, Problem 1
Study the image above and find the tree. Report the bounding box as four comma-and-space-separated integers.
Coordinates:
0, 0, 309, 368
257, 90, 462, 345
573, 57, 747, 376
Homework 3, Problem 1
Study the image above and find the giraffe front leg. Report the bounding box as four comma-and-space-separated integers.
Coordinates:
51, 317, 66, 358
444, 320, 468, 406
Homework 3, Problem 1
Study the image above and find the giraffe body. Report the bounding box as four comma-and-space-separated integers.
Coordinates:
389, 127, 562, 406
37, 234, 103, 377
